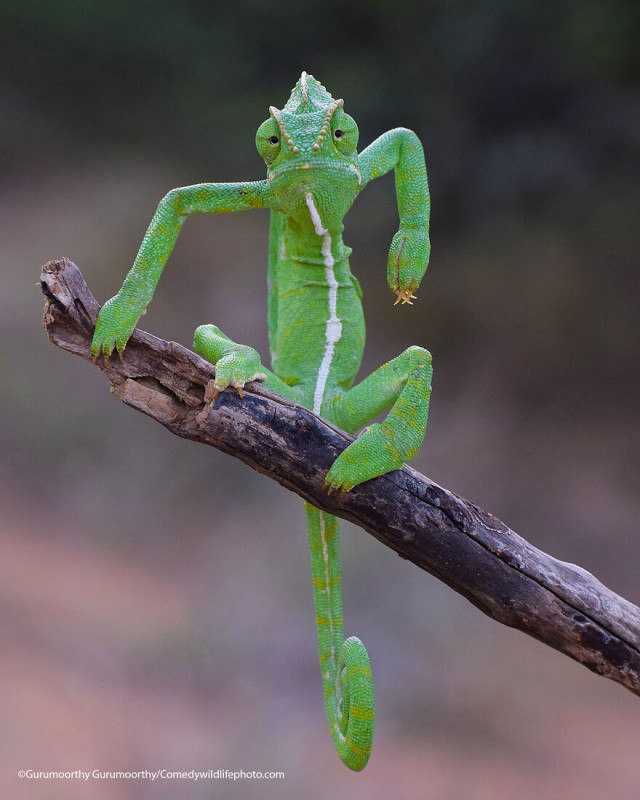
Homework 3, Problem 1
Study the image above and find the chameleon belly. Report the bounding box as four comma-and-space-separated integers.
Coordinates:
268, 220, 365, 418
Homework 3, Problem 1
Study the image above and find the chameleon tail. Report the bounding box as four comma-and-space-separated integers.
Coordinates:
304, 502, 374, 770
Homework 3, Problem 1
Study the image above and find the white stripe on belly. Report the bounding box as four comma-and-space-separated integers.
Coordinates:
304, 192, 343, 415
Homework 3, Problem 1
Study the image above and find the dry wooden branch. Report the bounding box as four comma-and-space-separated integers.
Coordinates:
41, 257, 640, 697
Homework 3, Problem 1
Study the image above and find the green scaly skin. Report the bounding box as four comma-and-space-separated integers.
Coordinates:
91, 73, 432, 771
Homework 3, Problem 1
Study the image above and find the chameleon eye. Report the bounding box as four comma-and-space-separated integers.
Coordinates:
269, 135, 279, 145
334, 129, 343, 139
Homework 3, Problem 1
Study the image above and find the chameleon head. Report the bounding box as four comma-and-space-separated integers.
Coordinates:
256, 72, 361, 230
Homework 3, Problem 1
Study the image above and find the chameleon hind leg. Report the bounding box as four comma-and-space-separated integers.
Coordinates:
325, 346, 433, 492
193, 324, 299, 400
305, 503, 374, 771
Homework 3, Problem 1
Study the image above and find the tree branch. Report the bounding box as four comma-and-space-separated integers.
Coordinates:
41, 258, 640, 697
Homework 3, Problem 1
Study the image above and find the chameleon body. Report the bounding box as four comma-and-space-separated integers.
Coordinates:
91, 73, 432, 771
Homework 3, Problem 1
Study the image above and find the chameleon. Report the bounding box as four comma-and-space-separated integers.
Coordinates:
91, 72, 433, 771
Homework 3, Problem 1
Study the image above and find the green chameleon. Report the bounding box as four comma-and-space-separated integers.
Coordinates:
91, 72, 432, 771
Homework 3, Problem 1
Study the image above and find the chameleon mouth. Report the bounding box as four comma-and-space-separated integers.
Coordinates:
269, 160, 361, 181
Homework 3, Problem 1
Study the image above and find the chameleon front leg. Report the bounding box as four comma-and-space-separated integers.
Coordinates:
358, 128, 431, 305
193, 324, 300, 401
322, 129, 432, 492
91, 180, 273, 360
305, 504, 374, 771
325, 346, 433, 492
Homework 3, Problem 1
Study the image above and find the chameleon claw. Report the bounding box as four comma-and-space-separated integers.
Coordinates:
117, 350, 125, 363
203, 380, 222, 407
394, 289, 417, 306
325, 482, 347, 495
104, 353, 110, 368
236, 386, 244, 398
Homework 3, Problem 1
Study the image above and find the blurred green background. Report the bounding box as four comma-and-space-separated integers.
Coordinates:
1, 2, 639, 798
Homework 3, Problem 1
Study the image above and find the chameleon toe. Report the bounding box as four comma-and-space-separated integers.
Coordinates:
394, 288, 417, 305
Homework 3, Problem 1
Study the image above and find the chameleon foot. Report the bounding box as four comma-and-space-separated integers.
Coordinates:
194, 326, 267, 403
203, 372, 264, 410
324, 423, 404, 492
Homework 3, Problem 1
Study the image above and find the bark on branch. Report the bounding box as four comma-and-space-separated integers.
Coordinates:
41, 258, 640, 697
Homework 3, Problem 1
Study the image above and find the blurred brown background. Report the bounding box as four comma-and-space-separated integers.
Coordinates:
1, 2, 639, 798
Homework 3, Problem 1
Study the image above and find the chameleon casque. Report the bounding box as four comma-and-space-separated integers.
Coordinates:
91, 72, 433, 771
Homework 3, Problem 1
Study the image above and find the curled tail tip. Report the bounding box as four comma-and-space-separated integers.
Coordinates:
336, 635, 375, 770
